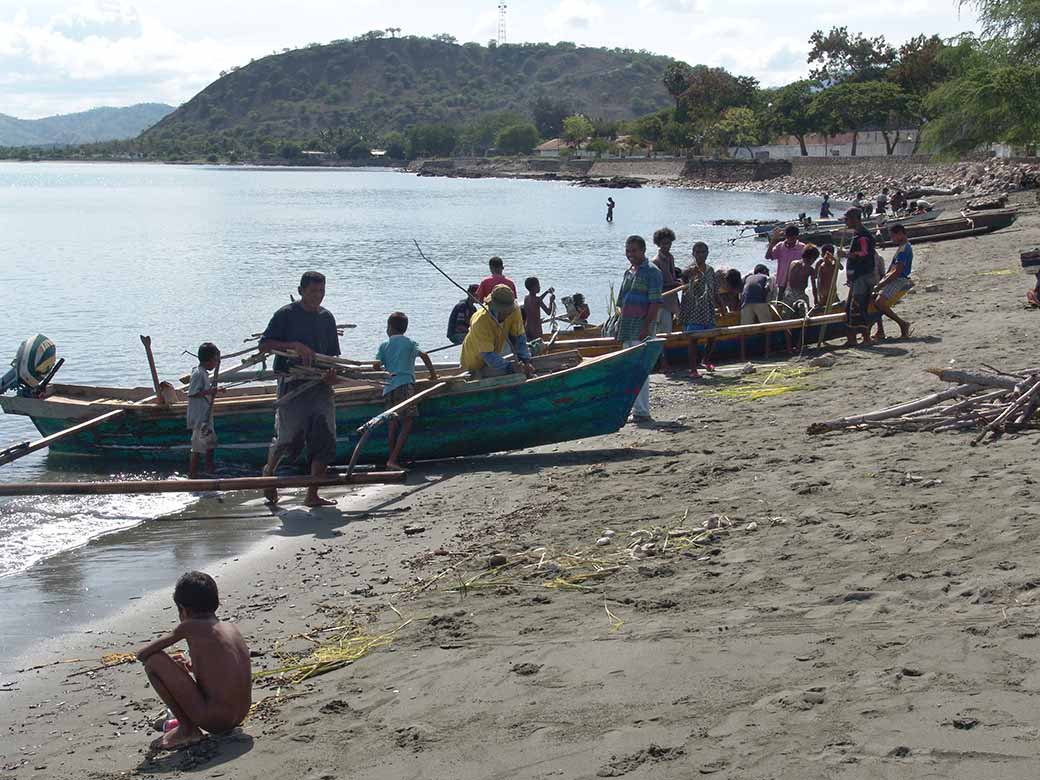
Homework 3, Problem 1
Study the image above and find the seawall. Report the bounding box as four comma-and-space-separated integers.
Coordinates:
411, 156, 792, 183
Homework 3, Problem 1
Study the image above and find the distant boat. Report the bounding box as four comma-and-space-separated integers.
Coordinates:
0, 343, 662, 465
755, 208, 943, 238
799, 208, 1016, 247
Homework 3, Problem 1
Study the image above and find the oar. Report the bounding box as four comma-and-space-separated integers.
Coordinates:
345, 381, 449, 477
0, 351, 267, 469
139, 335, 162, 401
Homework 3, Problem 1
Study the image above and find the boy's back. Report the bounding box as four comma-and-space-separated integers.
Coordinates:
186, 366, 211, 429
183, 618, 252, 728
523, 293, 543, 340
377, 334, 420, 394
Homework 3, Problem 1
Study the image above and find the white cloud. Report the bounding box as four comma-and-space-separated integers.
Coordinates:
0, 0, 982, 119
0, 2, 254, 117
545, 0, 604, 33
637, 0, 699, 11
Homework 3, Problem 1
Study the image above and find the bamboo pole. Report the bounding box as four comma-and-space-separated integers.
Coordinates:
0, 471, 406, 497
345, 381, 449, 478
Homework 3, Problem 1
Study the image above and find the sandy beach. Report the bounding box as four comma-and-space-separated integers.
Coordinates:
3, 192, 1040, 779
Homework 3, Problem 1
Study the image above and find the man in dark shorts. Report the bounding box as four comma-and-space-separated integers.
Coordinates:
259, 271, 341, 507
839, 208, 877, 347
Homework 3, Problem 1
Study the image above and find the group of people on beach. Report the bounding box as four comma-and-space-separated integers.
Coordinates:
822, 188, 929, 221
152, 204, 921, 748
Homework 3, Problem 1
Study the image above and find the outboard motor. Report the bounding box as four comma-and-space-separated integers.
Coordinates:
0, 335, 57, 395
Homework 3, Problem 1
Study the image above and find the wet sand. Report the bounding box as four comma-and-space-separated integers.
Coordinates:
3, 193, 1040, 778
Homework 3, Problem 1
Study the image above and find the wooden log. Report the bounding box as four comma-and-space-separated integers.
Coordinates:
0, 471, 406, 497
906, 389, 1008, 417
927, 368, 1019, 390
973, 378, 1040, 444
807, 384, 981, 434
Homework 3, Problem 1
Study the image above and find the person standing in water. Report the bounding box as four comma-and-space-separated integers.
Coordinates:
820, 194, 833, 219
606, 197, 615, 223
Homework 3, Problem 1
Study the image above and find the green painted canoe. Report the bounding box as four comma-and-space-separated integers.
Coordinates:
0, 341, 663, 466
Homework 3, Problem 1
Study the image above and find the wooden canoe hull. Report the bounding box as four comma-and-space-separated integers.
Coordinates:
549, 312, 852, 366
0, 342, 663, 465
801, 209, 1017, 246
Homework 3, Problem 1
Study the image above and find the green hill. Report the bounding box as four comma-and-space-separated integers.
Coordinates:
0, 104, 174, 146
140, 36, 678, 158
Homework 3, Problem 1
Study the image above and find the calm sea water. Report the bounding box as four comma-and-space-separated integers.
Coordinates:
0, 162, 816, 582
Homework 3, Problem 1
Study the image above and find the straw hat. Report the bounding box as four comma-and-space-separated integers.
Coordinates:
487, 284, 517, 317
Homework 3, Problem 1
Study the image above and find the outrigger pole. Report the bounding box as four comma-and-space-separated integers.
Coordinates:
0, 470, 406, 497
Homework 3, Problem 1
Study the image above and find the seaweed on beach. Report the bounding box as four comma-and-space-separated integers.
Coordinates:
252, 621, 412, 685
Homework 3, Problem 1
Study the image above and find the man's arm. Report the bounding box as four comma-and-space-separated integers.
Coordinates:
538, 289, 555, 315
507, 335, 535, 377
259, 338, 316, 365
874, 260, 903, 292
136, 625, 184, 662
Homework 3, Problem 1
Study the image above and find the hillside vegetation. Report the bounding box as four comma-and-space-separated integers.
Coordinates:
139, 36, 676, 158
0, 104, 173, 146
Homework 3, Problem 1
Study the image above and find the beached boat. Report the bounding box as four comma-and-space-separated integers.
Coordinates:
754, 208, 942, 238
0, 343, 662, 466
547, 309, 851, 366
800, 208, 1017, 246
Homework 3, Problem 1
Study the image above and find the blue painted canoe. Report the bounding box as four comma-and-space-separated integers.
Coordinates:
0, 341, 662, 466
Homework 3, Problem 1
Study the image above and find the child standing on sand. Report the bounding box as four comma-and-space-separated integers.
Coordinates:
135, 571, 251, 752
186, 343, 220, 478
373, 312, 437, 471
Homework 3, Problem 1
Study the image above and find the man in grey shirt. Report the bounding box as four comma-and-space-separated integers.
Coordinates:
259, 271, 341, 507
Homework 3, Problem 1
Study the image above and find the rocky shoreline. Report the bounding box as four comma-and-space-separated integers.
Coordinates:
660, 157, 1040, 200
412, 155, 1040, 201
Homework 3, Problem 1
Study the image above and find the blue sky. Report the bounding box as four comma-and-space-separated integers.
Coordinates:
1, 0, 979, 118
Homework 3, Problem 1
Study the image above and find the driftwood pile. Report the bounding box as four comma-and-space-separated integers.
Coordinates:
807, 368, 1040, 444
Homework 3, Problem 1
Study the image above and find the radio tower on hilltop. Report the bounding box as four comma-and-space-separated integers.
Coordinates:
497, 2, 507, 45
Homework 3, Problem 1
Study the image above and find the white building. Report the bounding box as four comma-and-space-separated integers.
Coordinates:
730, 129, 920, 159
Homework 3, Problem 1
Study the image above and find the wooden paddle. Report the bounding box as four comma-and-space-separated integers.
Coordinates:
140, 335, 162, 401
344, 381, 449, 477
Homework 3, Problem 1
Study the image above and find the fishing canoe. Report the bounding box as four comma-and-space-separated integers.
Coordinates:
547, 310, 850, 366
801, 209, 1017, 246
0, 343, 662, 466
756, 208, 942, 238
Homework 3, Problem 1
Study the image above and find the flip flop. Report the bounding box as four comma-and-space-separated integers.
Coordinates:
149, 731, 206, 753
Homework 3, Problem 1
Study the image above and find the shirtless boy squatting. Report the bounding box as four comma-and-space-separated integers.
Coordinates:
135, 571, 252, 751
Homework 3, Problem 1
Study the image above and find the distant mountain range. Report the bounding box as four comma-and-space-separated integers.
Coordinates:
0, 103, 175, 147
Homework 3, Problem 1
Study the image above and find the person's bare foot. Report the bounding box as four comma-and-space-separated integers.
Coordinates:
386, 461, 406, 472
303, 495, 337, 508
150, 725, 205, 752
900, 325, 913, 339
